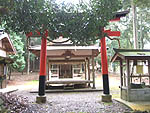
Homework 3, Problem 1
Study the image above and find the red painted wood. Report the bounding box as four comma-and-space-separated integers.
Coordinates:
44, 30, 48, 37
104, 30, 120, 37
36, 30, 41, 36
109, 18, 120, 22
107, 31, 120, 36
39, 36, 47, 76
103, 30, 111, 33
26, 32, 33, 37
100, 36, 108, 75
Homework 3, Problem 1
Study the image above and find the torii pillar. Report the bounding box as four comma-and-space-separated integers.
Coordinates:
36, 30, 48, 103
101, 27, 120, 102
100, 30, 111, 102
26, 30, 48, 103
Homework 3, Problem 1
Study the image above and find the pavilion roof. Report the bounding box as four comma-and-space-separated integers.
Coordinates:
111, 48, 150, 62
0, 32, 16, 55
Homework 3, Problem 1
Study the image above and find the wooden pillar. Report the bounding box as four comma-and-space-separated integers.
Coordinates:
120, 59, 123, 98
36, 30, 48, 104
85, 60, 87, 80
88, 58, 91, 87
101, 36, 110, 94
38, 37, 47, 96
148, 59, 150, 85
124, 73, 126, 87
126, 59, 130, 101
120, 60, 123, 87
48, 61, 49, 81
92, 54, 96, 89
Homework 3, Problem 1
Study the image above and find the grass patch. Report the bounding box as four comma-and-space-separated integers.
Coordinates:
25, 80, 39, 85
31, 80, 39, 82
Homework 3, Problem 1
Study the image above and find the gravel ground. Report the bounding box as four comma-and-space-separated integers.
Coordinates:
4, 72, 132, 112
11, 91, 132, 113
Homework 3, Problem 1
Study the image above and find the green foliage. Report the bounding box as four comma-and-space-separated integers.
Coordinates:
120, 1, 150, 49
0, 0, 13, 15
1, 0, 122, 45
133, 0, 150, 8
9, 33, 25, 72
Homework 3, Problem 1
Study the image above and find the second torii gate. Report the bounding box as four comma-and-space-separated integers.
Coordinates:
100, 11, 129, 102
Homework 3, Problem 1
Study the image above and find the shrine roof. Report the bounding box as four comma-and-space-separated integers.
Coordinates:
0, 32, 16, 55
29, 45, 100, 50
111, 48, 150, 62
29, 44, 100, 57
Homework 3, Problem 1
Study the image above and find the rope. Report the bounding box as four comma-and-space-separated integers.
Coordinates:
46, 38, 70, 44
106, 35, 121, 48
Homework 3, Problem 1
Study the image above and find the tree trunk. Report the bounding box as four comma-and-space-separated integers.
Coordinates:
132, 2, 138, 49
140, 13, 144, 49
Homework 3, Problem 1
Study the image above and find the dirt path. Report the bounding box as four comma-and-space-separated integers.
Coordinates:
8, 72, 120, 87
7, 72, 39, 86
7, 72, 121, 95
7, 72, 121, 97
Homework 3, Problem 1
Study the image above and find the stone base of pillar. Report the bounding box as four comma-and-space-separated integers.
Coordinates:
88, 83, 91, 87
101, 94, 112, 102
36, 95, 46, 104
92, 86, 96, 89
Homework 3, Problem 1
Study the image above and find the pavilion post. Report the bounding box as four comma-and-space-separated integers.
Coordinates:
120, 60, 123, 86
88, 58, 91, 87
92, 54, 96, 89
126, 59, 130, 101
85, 60, 87, 80
48, 62, 50, 81
120, 59, 123, 99
101, 29, 112, 102
36, 30, 48, 103
148, 60, 150, 84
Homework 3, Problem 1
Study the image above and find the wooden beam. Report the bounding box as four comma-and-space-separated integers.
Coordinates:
104, 29, 120, 37
49, 59, 85, 64
46, 80, 92, 84
109, 17, 120, 22
30, 50, 100, 57
47, 54, 99, 58
126, 56, 150, 60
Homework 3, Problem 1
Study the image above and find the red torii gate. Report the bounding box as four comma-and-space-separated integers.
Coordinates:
100, 11, 129, 102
